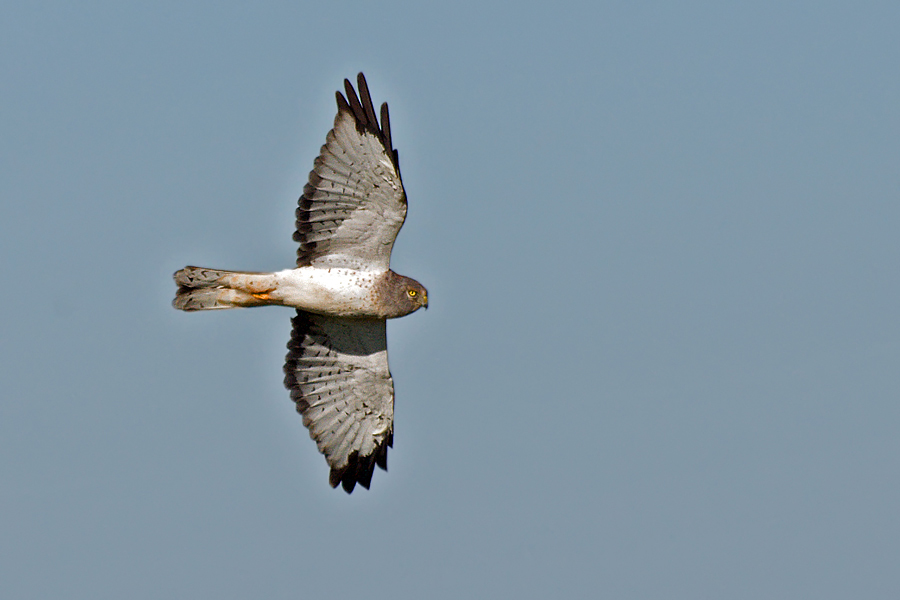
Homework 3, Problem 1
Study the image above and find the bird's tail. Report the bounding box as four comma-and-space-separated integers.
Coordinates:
173, 266, 280, 311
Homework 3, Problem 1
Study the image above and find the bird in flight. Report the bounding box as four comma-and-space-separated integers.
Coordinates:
173, 73, 427, 493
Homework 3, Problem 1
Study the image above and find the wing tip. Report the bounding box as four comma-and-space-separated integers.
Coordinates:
334, 72, 398, 162
328, 443, 389, 494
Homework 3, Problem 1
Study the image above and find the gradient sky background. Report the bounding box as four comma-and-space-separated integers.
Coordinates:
2, 2, 899, 598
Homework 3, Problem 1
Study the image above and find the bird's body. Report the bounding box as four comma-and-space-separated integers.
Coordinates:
172, 73, 426, 492
174, 265, 421, 319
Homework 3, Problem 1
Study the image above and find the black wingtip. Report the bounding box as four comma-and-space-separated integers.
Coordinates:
335, 89, 350, 114
343, 77, 367, 126
380, 102, 392, 152
341, 474, 357, 493
328, 449, 383, 493
332, 72, 398, 169
329, 462, 355, 492
357, 455, 376, 490
356, 73, 379, 128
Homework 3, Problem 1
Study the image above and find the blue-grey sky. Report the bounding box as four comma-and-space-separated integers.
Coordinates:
2, 1, 899, 598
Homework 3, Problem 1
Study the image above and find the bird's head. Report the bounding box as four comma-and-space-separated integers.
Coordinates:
381, 272, 428, 317
404, 280, 428, 311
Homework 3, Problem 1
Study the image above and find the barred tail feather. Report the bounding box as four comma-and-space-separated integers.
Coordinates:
172, 266, 278, 311
173, 286, 262, 311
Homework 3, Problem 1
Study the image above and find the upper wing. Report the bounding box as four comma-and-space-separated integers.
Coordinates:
283, 310, 394, 493
293, 73, 406, 270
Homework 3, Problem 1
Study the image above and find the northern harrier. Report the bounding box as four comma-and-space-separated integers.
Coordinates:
173, 73, 427, 493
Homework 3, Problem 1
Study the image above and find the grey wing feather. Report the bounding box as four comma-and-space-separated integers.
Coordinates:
294, 73, 406, 270
283, 310, 394, 493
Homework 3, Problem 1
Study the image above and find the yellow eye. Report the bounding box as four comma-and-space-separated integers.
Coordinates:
407, 289, 417, 298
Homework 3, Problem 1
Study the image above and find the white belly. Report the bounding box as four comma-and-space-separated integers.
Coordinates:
272, 266, 382, 316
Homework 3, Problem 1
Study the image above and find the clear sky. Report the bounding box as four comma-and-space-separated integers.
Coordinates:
2, 1, 899, 598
